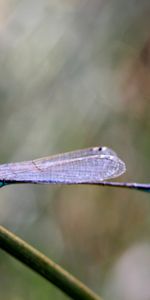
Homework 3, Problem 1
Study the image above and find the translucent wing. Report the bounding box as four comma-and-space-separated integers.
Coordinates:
0, 146, 126, 184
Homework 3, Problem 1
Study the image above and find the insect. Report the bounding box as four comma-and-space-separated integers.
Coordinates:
0, 146, 149, 192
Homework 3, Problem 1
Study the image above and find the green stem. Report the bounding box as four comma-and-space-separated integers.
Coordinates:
0, 226, 102, 300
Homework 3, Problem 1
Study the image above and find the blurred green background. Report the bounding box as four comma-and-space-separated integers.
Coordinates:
0, 1, 150, 300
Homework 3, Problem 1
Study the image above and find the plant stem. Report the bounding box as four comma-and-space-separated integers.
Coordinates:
0, 225, 102, 300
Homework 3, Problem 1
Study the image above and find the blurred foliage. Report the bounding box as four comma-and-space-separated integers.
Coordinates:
0, 1, 150, 300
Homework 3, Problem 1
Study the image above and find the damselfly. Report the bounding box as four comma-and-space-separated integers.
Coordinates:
0, 146, 149, 192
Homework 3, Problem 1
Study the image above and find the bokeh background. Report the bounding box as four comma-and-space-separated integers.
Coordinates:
0, 1, 150, 299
